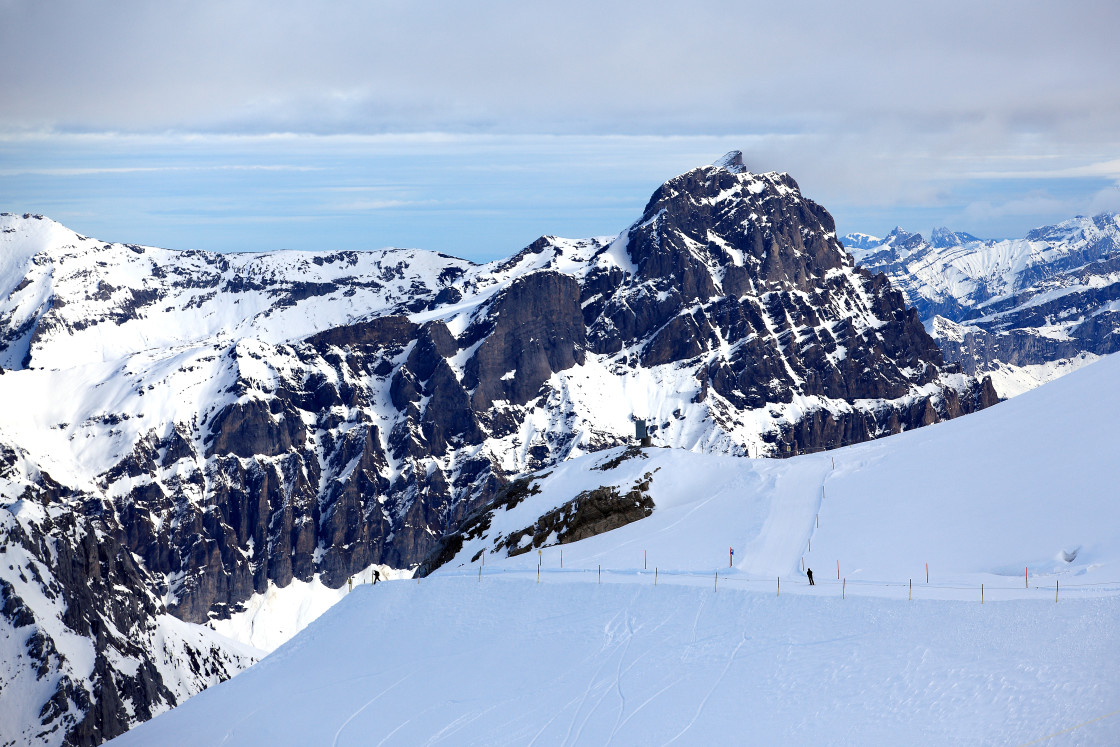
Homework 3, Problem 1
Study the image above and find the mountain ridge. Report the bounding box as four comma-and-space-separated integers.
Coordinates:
0, 154, 996, 744
842, 212, 1120, 396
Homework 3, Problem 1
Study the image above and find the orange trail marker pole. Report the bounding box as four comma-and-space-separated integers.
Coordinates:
909, 578, 912, 601
981, 583, 984, 604
1025, 566, 1028, 589
837, 560, 840, 580
842, 578, 845, 599
925, 563, 929, 583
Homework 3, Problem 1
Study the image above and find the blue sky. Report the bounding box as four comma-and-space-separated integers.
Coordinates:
2, 1, 1119, 261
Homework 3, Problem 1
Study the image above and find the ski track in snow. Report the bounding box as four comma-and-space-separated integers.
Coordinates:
664, 629, 748, 746
563, 609, 630, 746
109, 576, 1120, 747
330, 673, 411, 747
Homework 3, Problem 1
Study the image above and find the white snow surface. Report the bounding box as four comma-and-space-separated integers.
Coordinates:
208, 565, 413, 651
111, 352, 1120, 745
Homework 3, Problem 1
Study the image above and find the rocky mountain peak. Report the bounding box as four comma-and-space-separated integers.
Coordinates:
624, 158, 843, 300
883, 226, 915, 243
840, 232, 882, 252
711, 150, 747, 173
930, 227, 981, 248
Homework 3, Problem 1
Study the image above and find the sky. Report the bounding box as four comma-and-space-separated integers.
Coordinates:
2, 0, 1120, 260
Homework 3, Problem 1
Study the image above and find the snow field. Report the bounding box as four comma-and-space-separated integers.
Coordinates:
437, 351, 1120, 600
113, 352, 1120, 744
208, 564, 413, 651
110, 576, 1120, 746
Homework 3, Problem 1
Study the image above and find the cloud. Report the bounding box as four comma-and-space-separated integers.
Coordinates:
0, 164, 320, 177
3, 0, 1119, 145
1088, 183, 1120, 215
330, 199, 434, 212
4, 2, 1120, 254
961, 193, 1076, 223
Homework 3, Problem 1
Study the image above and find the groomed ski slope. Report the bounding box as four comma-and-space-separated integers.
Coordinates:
112, 353, 1120, 745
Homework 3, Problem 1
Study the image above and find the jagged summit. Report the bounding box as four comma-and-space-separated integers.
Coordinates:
711, 149, 747, 173
930, 227, 981, 248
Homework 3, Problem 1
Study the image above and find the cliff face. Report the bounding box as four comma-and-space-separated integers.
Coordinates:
0, 153, 996, 742
0, 440, 257, 747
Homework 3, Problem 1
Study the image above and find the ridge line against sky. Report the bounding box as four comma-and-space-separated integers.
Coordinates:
2, 1, 1119, 260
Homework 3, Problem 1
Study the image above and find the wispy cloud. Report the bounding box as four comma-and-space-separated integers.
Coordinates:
0, 164, 320, 177
950, 158, 1120, 181
330, 199, 435, 212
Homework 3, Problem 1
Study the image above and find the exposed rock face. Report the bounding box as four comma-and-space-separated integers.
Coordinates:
510, 474, 656, 549
0, 440, 256, 747
845, 214, 1120, 395
416, 465, 657, 577
0, 156, 999, 742
462, 271, 586, 410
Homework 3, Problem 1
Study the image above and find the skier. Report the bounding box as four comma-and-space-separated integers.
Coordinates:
807, 568, 815, 586
373, 569, 381, 585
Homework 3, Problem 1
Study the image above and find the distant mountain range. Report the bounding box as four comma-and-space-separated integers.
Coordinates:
843, 213, 1120, 396
0, 151, 998, 744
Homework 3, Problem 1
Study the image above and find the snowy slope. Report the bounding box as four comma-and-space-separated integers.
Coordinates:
112, 352, 1120, 745
110, 581, 1120, 746
433, 350, 1120, 588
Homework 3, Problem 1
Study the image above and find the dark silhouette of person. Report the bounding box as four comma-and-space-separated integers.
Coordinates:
807, 568, 815, 585
373, 569, 381, 585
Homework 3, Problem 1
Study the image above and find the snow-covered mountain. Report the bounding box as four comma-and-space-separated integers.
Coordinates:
0, 440, 258, 745
843, 214, 1120, 396
0, 152, 996, 743
111, 350, 1120, 745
